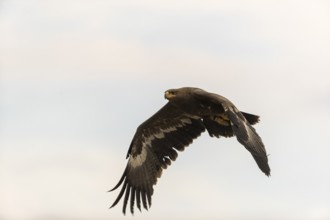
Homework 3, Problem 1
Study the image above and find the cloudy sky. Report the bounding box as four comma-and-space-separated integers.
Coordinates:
0, 0, 330, 220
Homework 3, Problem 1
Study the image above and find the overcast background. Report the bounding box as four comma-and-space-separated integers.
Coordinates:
1, 1, 330, 220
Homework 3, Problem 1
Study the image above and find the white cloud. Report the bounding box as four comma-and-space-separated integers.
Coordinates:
0, 139, 122, 220
1, 0, 330, 219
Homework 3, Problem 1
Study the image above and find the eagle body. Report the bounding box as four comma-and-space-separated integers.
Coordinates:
110, 87, 270, 214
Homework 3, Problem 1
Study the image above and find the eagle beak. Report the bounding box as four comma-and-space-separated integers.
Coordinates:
164, 91, 169, 99
164, 91, 175, 100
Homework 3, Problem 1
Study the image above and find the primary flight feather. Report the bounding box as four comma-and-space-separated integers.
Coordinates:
110, 87, 270, 214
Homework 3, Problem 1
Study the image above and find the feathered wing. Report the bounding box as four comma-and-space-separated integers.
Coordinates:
192, 89, 270, 176
110, 102, 205, 214
225, 105, 270, 176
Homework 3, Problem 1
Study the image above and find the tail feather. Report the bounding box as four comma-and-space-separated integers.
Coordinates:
241, 112, 260, 125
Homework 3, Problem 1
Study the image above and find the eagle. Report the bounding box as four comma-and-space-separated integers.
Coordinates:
110, 87, 270, 214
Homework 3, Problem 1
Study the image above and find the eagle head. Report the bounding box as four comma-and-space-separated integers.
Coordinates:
164, 89, 177, 100
165, 87, 198, 101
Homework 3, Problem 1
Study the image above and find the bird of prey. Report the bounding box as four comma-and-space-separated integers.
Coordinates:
110, 87, 270, 215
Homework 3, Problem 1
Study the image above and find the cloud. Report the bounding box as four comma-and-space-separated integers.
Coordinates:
1, 0, 330, 219
0, 138, 122, 220
1, 0, 329, 83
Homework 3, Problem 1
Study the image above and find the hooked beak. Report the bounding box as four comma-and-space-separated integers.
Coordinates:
164, 91, 175, 100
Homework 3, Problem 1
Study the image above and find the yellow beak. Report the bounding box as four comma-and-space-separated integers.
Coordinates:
164, 91, 175, 100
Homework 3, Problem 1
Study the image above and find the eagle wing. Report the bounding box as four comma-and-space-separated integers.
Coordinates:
225, 106, 270, 176
192, 90, 270, 176
110, 102, 205, 214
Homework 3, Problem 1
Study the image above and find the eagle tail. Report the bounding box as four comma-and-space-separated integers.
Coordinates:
241, 111, 260, 125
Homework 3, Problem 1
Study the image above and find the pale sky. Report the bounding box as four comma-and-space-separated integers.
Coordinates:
1, 1, 330, 220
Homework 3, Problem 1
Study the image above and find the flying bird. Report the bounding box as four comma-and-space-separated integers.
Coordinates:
110, 87, 270, 214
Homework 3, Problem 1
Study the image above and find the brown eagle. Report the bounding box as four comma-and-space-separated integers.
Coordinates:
110, 87, 270, 214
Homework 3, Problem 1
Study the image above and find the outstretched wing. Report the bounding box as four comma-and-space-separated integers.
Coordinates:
110, 102, 205, 214
192, 89, 270, 176
225, 105, 270, 176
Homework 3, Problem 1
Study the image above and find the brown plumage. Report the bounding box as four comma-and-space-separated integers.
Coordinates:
110, 87, 270, 215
